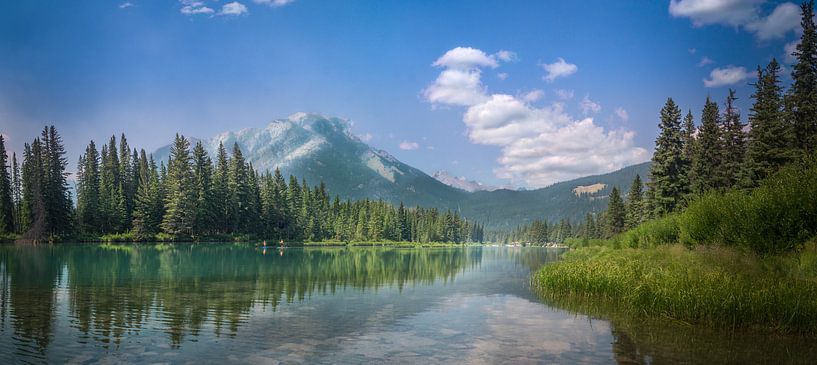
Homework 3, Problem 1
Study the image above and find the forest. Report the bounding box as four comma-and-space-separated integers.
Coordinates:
0, 132, 484, 244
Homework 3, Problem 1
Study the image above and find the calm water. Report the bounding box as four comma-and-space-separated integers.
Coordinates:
1, 244, 815, 364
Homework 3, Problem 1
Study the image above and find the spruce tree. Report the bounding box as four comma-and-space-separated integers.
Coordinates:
0, 135, 13, 233
648, 98, 686, 215
746, 59, 793, 184
228, 143, 249, 233
76, 141, 100, 233
790, 0, 817, 155
212, 142, 230, 233
721, 89, 747, 187
11, 153, 21, 233
692, 97, 723, 193
625, 174, 644, 230
606, 187, 625, 237
161, 134, 196, 237
192, 142, 214, 236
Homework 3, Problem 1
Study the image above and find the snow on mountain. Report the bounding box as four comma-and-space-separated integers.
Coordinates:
432, 170, 510, 192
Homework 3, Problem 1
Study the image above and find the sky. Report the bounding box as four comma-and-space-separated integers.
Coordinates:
0, 0, 804, 188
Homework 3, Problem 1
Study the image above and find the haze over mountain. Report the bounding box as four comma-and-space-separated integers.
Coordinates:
431, 170, 511, 192
155, 113, 650, 230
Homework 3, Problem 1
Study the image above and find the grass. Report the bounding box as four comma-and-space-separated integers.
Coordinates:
535, 243, 817, 334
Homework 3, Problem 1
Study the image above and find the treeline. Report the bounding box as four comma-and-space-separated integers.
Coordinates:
0, 130, 484, 243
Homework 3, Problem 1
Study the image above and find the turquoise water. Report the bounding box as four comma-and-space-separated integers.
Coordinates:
0, 244, 814, 364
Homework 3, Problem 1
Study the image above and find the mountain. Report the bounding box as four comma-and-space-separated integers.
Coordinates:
155, 113, 468, 208
155, 113, 650, 231
431, 170, 510, 192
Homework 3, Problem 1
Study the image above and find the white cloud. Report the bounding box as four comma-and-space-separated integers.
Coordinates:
494, 50, 517, 62
358, 133, 373, 142
424, 47, 648, 187
424, 68, 489, 106
254, 0, 295, 7
522, 89, 544, 103
497, 72, 509, 80
784, 39, 800, 64
399, 141, 420, 150
180, 1, 214, 15
119, 2, 134, 9
703, 65, 752, 87
219, 1, 248, 16
697, 56, 714, 67
424, 47, 517, 107
745, 2, 800, 40
615, 107, 630, 122
554, 89, 574, 100
670, 0, 800, 40
669, 0, 761, 27
541, 58, 578, 82
580, 94, 601, 115
432, 47, 499, 69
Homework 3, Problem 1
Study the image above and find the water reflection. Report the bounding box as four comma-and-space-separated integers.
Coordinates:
1, 244, 483, 357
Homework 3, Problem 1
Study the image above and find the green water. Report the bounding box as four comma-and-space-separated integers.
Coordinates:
0, 244, 815, 364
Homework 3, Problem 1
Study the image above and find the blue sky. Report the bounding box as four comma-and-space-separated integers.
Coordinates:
0, 0, 803, 188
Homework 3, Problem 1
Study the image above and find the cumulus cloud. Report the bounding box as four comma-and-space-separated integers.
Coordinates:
522, 89, 544, 103
180, 0, 214, 15
580, 94, 601, 115
745, 2, 801, 40
670, 0, 800, 40
424, 47, 517, 106
541, 58, 578, 82
254, 0, 295, 7
219, 1, 248, 15
399, 141, 420, 150
698, 56, 714, 67
703, 65, 752, 87
497, 73, 509, 80
615, 107, 630, 122
424, 47, 648, 187
119, 2, 134, 9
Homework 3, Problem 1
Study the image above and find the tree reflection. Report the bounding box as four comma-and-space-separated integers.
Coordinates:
0, 244, 481, 352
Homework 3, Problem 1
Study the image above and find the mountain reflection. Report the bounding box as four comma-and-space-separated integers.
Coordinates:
0, 244, 482, 353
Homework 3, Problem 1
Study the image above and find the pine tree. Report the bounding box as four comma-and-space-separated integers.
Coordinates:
721, 89, 747, 187
212, 142, 230, 233
191, 142, 214, 236
682, 110, 697, 190
648, 98, 686, 215
41, 126, 72, 237
606, 187, 625, 237
228, 143, 249, 233
76, 140, 100, 233
161, 134, 196, 237
692, 97, 723, 193
625, 174, 644, 230
0, 135, 13, 234
790, 0, 817, 155
11, 153, 21, 233
745, 59, 793, 185
132, 152, 163, 240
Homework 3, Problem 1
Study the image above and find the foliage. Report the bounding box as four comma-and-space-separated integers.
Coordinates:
535, 244, 817, 334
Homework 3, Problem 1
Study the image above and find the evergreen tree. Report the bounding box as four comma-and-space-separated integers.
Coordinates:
692, 97, 723, 193
11, 153, 21, 233
76, 140, 100, 233
606, 187, 625, 237
191, 141, 214, 236
648, 98, 686, 215
625, 174, 644, 230
212, 142, 230, 233
228, 143, 250, 233
0, 135, 13, 233
745, 59, 794, 184
790, 0, 817, 155
682, 110, 697, 189
132, 152, 163, 240
41, 126, 72, 237
721, 89, 747, 187
161, 134, 196, 236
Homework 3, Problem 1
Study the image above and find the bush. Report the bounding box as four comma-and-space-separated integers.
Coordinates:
616, 214, 680, 249
679, 159, 817, 254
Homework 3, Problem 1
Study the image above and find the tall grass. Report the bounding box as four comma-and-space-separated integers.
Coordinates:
535, 243, 817, 334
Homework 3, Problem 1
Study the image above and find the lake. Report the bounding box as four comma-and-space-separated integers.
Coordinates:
1, 244, 815, 364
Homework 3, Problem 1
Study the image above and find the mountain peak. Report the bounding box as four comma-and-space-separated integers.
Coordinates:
432, 170, 509, 192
